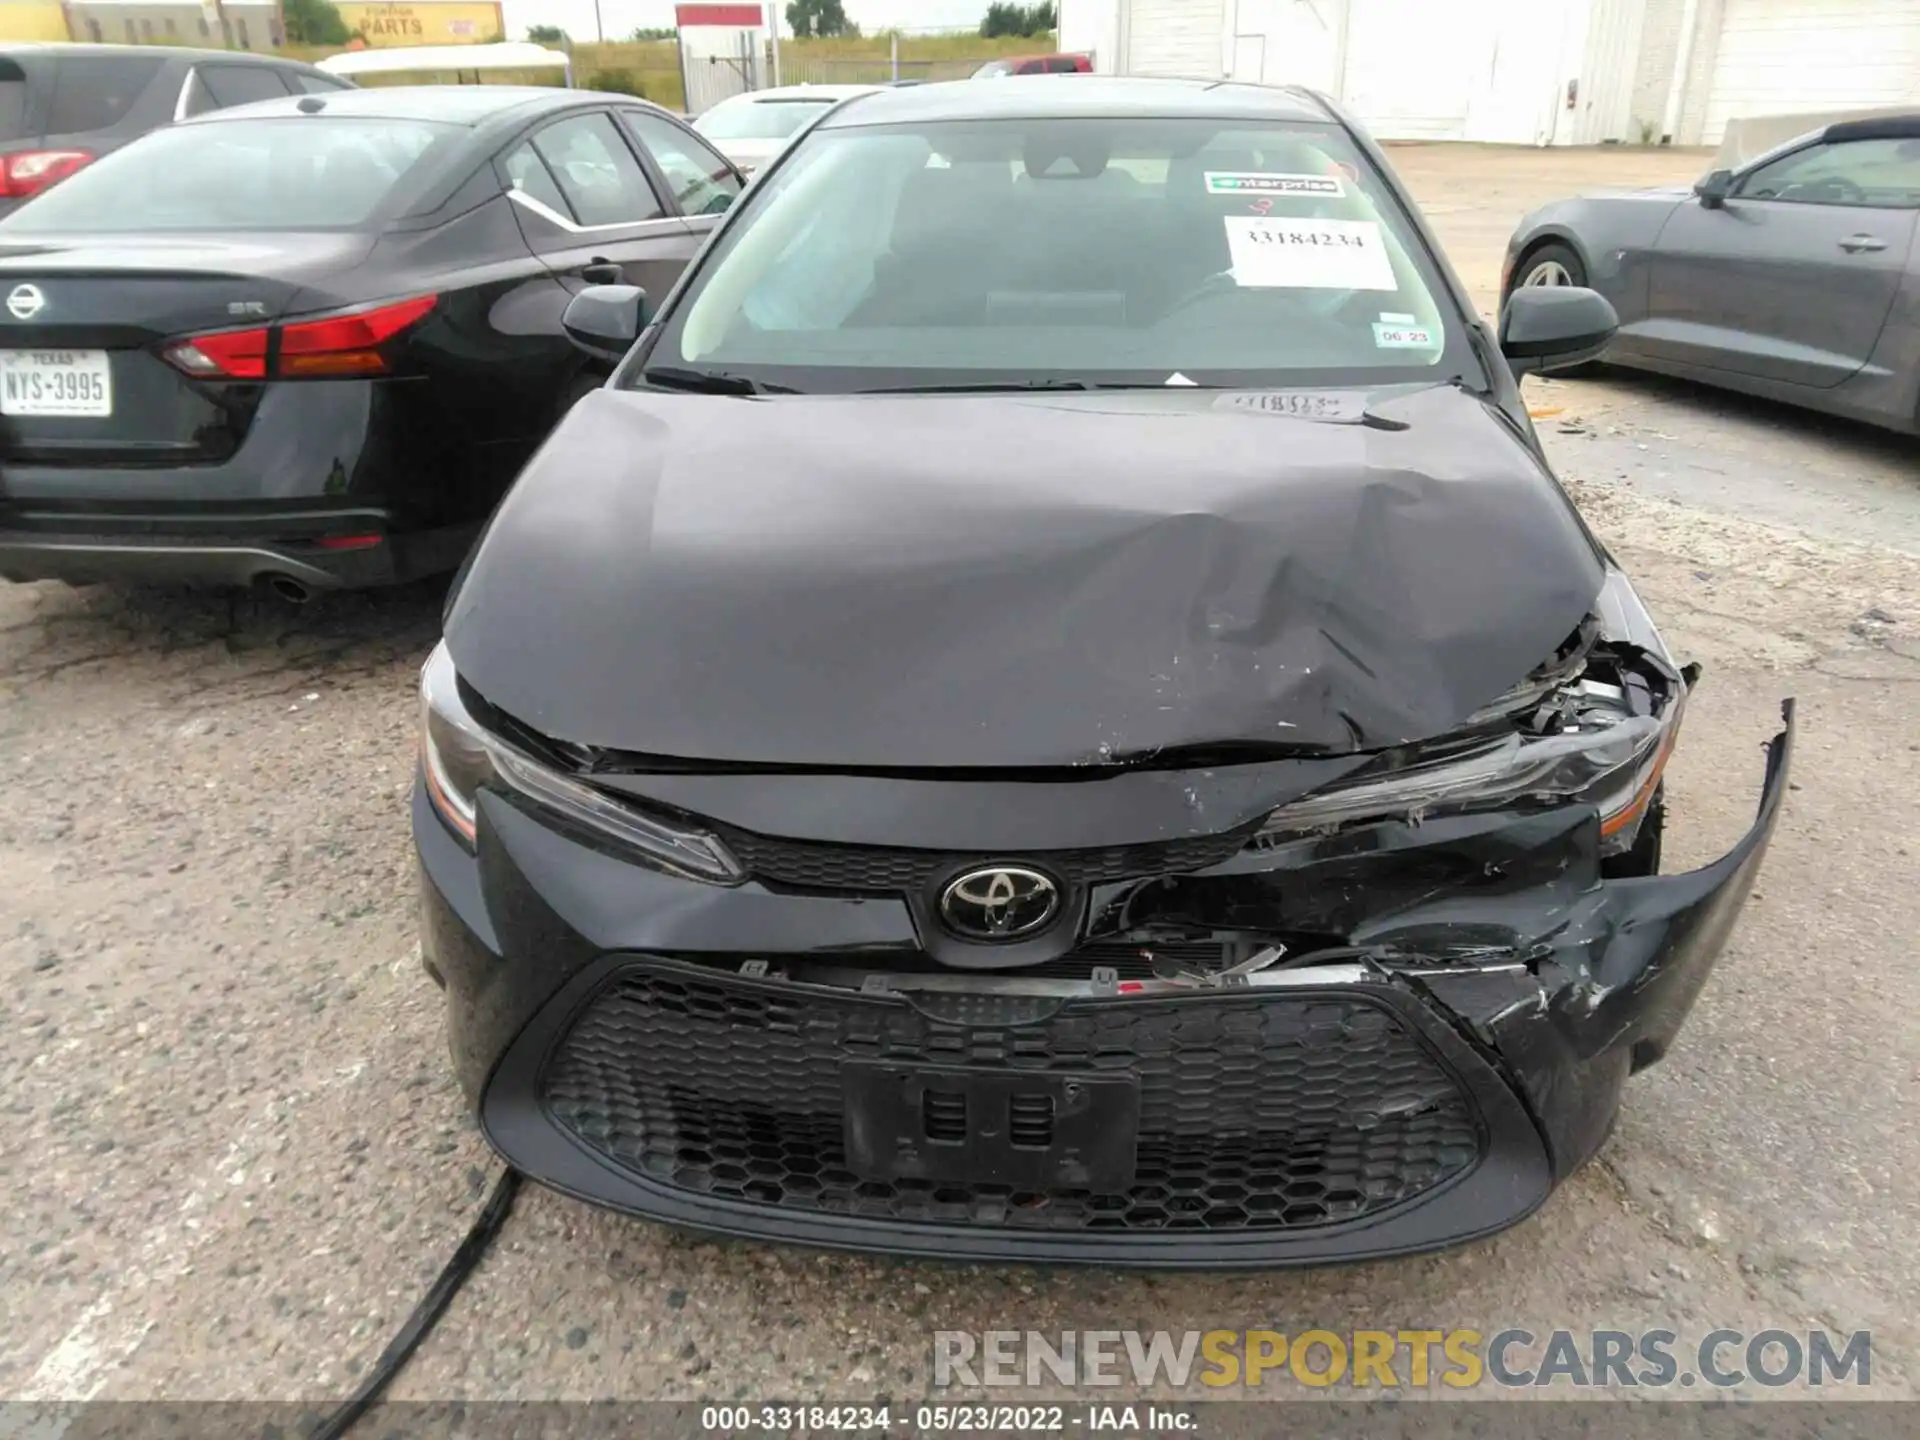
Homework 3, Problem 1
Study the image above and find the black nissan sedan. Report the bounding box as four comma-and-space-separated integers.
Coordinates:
0, 84, 742, 595
415, 79, 1792, 1266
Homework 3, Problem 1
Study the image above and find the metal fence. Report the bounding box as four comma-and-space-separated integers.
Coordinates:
775, 53, 1005, 86
680, 31, 768, 115
676, 35, 1028, 113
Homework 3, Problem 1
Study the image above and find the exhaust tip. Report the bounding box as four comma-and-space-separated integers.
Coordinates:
261, 573, 312, 605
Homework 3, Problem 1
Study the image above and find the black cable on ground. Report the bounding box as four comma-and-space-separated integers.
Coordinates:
307, 1167, 523, 1440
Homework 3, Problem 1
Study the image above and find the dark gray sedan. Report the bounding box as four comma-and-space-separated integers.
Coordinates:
1, 44, 352, 219
1504, 113, 1920, 434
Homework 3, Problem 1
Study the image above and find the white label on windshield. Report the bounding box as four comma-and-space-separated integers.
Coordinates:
1206, 171, 1345, 198
1224, 217, 1397, 291
1215, 390, 1368, 421
1372, 321, 1435, 348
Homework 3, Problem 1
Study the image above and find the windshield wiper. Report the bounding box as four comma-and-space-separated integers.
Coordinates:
860, 379, 1247, 396
641, 366, 797, 396
856, 379, 1093, 395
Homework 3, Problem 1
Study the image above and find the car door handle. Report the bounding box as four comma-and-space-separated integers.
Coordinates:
580, 260, 624, 285
1839, 234, 1888, 253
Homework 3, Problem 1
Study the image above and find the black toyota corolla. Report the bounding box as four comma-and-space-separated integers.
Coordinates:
415, 79, 1792, 1266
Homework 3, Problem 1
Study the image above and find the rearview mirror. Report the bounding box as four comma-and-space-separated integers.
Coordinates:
562, 284, 647, 361
1499, 285, 1618, 379
1694, 168, 1734, 209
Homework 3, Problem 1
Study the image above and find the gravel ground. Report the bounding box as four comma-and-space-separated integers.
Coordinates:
3, 144, 1917, 1413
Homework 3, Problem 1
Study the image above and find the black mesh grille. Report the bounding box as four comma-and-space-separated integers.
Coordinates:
543, 961, 1482, 1234
712, 823, 1255, 893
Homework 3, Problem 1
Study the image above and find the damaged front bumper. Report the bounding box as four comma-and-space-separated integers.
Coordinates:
417, 704, 1792, 1268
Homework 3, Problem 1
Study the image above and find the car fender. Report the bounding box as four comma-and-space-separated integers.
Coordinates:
1507, 195, 1684, 327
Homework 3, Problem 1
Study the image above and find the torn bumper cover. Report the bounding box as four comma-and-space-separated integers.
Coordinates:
416, 705, 1791, 1268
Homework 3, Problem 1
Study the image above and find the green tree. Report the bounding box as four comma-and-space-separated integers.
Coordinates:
630, 26, 676, 40
786, 0, 854, 39
527, 23, 569, 43
283, 0, 349, 46
980, 1, 1056, 37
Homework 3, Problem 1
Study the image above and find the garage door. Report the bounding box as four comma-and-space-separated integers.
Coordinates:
1340, 0, 1485, 140
1702, 0, 1920, 144
1124, 0, 1224, 79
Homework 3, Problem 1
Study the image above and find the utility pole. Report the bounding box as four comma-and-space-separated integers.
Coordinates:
592, 0, 603, 43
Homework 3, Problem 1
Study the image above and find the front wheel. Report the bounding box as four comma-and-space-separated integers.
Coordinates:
1513, 241, 1588, 292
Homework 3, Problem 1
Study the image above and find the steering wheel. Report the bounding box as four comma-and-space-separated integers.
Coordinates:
1754, 176, 1867, 205
1156, 269, 1347, 325
1804, 177, 1869, 205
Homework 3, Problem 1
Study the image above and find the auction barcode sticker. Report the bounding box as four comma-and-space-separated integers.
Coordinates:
1224, 217, 1397, 291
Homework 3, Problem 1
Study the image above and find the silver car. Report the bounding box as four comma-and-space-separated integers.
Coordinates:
693, 84, 881, 176
1504, 114, 1920, 434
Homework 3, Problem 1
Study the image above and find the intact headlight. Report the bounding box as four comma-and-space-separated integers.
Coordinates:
418, 642, 743, 885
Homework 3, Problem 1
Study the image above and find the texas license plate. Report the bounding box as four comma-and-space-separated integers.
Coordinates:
0, 350, 112, 417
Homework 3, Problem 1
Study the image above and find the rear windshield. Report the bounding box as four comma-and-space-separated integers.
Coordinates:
697, 98, 835, 142
0, 117, 460, 232
0, 69, 27, 143
45, 55, 165, 137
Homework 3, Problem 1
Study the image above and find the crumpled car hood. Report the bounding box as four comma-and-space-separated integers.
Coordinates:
445, 383, 1604, 768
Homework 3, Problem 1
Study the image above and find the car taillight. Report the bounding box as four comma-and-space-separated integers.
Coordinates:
0, 149, 94, 199
159, 295, 437, 381
164, 327, 270, 380
280, 294, 437, 376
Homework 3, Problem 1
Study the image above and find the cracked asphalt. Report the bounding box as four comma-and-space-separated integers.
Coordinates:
3, 144, 1916, 1411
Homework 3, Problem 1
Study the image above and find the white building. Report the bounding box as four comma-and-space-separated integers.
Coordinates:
1059, 0, 1920, 147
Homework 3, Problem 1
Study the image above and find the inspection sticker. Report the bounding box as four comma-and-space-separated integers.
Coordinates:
1205, 171, 1345, 198
1372, 321, 1436, 348
1224, 216, 1397, 291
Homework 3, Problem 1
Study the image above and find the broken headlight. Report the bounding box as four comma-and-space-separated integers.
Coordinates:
418, 642, 744, 884
1258, 593, 1684, 854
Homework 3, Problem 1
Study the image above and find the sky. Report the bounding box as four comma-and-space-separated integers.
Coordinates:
499, 0, 990, 44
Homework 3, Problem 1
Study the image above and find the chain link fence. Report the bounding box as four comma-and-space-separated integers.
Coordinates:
775, 53, 1005, 86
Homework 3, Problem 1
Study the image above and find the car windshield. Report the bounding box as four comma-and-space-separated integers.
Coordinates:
647, 116, 1477, 392
0, 116, 459, 232
697, 98, 837, 142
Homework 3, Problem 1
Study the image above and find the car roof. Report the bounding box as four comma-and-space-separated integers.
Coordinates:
712, 84, 882, 104
0, 42, 321, 67
818, 76, 1337, 128
171, 84, 614, 129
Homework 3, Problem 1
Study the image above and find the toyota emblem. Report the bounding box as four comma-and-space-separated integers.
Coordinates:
939, 865, 1059, 941
6, 284, 45, 321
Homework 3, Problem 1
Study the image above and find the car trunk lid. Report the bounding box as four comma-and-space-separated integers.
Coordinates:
0, 232, 374, 465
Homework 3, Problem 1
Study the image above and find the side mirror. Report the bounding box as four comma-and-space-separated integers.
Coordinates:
562, 284, 647, 361
1499, 285, 1618, 380
1694, 168, 1734, 209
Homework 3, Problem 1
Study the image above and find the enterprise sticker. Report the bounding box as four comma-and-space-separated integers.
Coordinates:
1224, 217, 1397, 291
1206, 171, 1345, 198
